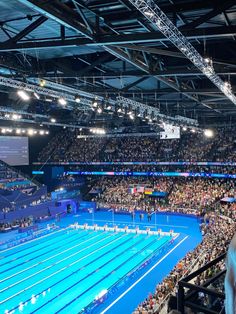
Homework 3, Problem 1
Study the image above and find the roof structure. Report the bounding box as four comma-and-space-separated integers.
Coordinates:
0, 0, 235, 127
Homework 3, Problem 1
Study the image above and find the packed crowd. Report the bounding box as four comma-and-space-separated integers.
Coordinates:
37, 126, 236, 163
133, 213, 235, 314
207, 127, 236, 162
92, 177, 235, 211
102, 137, 180, 162
38, 131, 74, 162
93, 177, 173, 211
64, 137, 106, 162
168, 178, 235, 209
0, 217, 33, 232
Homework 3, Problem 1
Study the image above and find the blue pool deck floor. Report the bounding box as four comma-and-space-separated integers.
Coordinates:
0, 211, 202, 314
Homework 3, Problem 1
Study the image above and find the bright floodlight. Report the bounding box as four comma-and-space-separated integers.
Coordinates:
12, 114, 21, 120
58, 97, 67, 106
34, 92, 40, 99
204, 129, 214, 138
28, 129, 34, 136
17, 90, 30, 101
182, 126, 187, 131
75, 95, 81, 103
50, 118, 56, 123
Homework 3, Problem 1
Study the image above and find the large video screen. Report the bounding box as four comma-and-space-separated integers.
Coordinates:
160, 124, 180, 139
0, 136, 29, 165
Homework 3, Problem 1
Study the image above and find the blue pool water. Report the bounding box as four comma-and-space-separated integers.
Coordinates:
0, 227, 172, 314
0, 211, 202, 314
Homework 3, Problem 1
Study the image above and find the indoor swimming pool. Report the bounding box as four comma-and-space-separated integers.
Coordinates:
0, 226, 173, 314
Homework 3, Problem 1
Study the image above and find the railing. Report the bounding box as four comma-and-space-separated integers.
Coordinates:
177, 253, 226, 314
154, 246, 210, 313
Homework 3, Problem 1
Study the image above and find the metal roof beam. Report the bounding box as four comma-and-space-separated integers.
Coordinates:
121, 77, 148, 91
79, 87, 236, 95
180, 0, 236, 30
34, 68, 236, 79
18, 0, 94, 40
5, 16, 48, 44
0, 25, 236, 51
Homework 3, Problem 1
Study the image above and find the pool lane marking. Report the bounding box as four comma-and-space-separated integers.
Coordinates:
31, 235, 144, 313
0, 233, 128, 306
0, 232, 115, 295
54, 236, 162, 313
0, 227, 68, 254
0, 230, 85, 267
100, 235, 189, 314
0, 231, 104, 287
57, 237, 169, 314
85, 218, 189, 229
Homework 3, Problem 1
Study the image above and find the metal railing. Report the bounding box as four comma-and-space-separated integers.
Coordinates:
177, 253, 226, 314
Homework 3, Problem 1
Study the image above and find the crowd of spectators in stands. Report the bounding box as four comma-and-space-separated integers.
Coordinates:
37, 126, 236, 163
168, 178, 235, 209
0, 217, 33, 232
102, 137, 180, 162
92, 177, 235, 212
65, 137, 106, 162
38, 131, 72, 162
133, 213, 235, 314
93, 177, 173, 211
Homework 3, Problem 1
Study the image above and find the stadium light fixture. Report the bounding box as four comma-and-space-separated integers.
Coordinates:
58, 97, 67, 106
12, 114, 22, 120
17, 90, 30, 101
50, 118, 56, 123
204, 129, 214, 138
128, 0, 236, 105
33, 92, 40, 100
75, 95, 81, 103
39, 79, 46, 87
93, 101, 98, 107
28, 129, 34, 136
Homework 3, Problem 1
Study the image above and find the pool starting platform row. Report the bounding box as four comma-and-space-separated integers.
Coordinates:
69, 223, 179, 238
